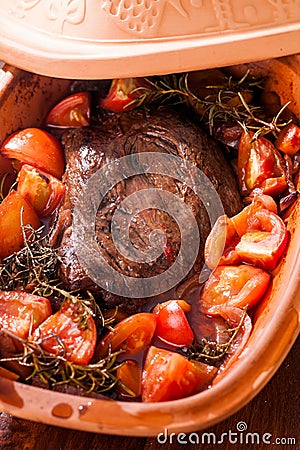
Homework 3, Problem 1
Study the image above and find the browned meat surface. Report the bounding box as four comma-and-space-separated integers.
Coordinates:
50, 108, 242, 311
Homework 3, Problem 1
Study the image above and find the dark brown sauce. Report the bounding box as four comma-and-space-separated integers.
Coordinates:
51, 402, 73, 419
0, 377, 24, 408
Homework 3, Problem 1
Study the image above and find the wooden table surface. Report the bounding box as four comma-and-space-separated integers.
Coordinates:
0, 335, 298, 450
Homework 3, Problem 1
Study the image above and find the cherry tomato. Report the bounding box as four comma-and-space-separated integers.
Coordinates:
275, 123, 300, 155
257, 176, 288, 197
99, 78, 150, 113
0, 128, 65, 179
235, 209, 288, 271
200, 264, 271, 312
17, 164, 65, 218
141, 346, 217, 402
238, 131, 284, 195
208, 306, 252, 385
0, 291, 52, 353
46, 92, 91, 128
95, 313, 157, 359
33, 301, 96, 365
117, 360, 142, 397
0, 155, 16, 198
153, 300, 194, 347
0, 190, 41, 259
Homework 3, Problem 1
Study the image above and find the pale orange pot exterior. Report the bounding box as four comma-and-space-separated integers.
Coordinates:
0, 57, 299, 436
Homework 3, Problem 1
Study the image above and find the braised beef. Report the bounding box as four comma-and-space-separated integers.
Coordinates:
50, 108, 242, 311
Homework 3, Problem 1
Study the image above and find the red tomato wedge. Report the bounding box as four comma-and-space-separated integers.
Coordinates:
0, 291, 52, 353
46, 92, 91, 128
0, 128, 65, 179
238, 131, 284, 195
99, 78, 150, 113
0, 190, 41, 259
200, 264, 271, 312
33, 302, 96, 365
153, 300, 194, 347
141, 346, 217, 402
208, 306, 252, 385
95, 313, 157, 359
117, 360, 142, 397
235, 209, 288, 271
17, 164, 65, 217
275, 123, 300, 155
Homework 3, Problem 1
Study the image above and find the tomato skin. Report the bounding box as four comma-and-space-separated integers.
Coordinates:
99, 78, 149, 113
275, 123, 300, 155
141, 346, 217, 402
0, 291, 52, 353
46, 92, 91, 128
235, 209, 288, 271
0, 128, 65, 179
0, 191, 41, 259
95, 313, 157, 359
208, 306, 252, 385
17, 164, 65, 217
33, 302, 96, 365
238, 131, 284, 195
153, 300, 194, 347
0, 156, 16, 197
200, 264, 271, 312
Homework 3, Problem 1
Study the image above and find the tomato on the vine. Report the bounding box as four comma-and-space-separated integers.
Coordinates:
46, 92, 91, 128
141, 346, 217, 402
0, 128, 65, 179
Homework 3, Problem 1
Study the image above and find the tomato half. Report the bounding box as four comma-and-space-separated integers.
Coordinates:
0, 190, 41, 259
153, 300, 194, 347
46, 92, 91, 128
17, 164, 65, 217
238, 131, 284, 195
275, 123, 300, 155
33, 301, 96, 365
200, 264, 271, 312
0, 291, 52, 353
95, 313, 157, 359
141, 346, 217, 402
99, 78, 150, 113
0, 128, 65, 179
235, 209, 288, 271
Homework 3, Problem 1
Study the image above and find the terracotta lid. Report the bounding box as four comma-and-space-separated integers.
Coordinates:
0, 1, 300, 79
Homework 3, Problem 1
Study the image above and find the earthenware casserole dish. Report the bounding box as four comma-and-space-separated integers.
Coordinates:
0, 56, 299, 436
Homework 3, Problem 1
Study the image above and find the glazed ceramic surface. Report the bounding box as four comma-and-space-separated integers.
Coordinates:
0, 58, 299, 436
0, 1, 300, 78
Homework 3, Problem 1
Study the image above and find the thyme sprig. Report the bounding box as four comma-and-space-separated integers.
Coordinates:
179, 308, 247, 366
0, 328, 123, 394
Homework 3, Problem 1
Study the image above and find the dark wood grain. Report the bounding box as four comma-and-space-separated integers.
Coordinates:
0, 336, 299, 450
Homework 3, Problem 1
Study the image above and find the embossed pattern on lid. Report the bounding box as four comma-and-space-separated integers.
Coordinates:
0, 1, 300, 82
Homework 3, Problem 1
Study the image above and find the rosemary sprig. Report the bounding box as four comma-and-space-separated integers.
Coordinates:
0, 328, 123, 394
0, 224, 107, 330
179, 308, 247, 366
